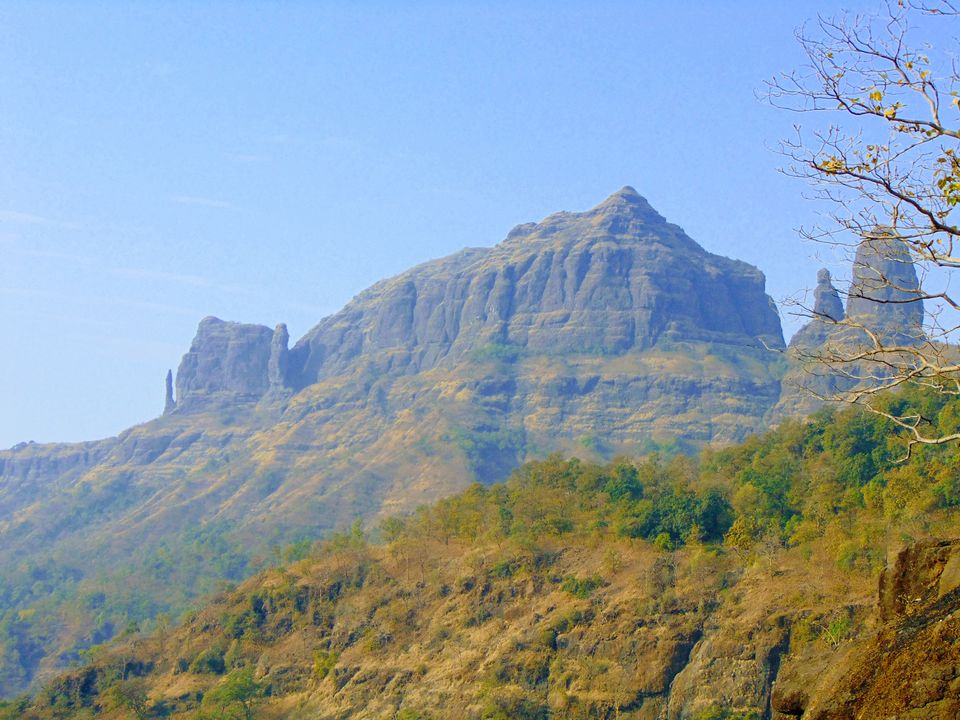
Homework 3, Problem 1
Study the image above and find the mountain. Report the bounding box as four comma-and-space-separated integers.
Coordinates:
0, 187, 795, 695
26, 186, 951, 700
9, 389, 960, 720
168, 186, 786, 436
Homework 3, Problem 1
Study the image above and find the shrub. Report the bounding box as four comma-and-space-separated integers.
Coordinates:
653, 532, 675, 552
480, 695, 549, 720
560, 575, 604, 599
821, 613, 852, 649
313, 650, 338, 680
188, 647, 226, 675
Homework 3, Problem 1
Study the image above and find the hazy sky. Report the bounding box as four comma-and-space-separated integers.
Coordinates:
0, 0, 901, 448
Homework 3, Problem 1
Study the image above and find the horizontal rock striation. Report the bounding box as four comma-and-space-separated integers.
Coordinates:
288, 187, 784, 387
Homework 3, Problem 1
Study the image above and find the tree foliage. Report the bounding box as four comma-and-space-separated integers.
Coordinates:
202, 668, 262, 720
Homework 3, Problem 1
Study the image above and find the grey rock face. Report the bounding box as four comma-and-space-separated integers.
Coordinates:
847, 232, 924, 341
289, 187, 785, 386
174, 317, 275, 410
163, 369, 176, 415
774, 242, 926, 423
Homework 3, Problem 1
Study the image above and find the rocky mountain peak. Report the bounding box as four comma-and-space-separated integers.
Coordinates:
591, 185, 663, 217
789, 233, 924, 352
775, 243, 926, 421
287, 189, 784, 387
159, 190, 788, 420
502, 187, 672, 249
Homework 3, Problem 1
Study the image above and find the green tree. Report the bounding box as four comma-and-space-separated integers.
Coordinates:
203, 667, 262, 720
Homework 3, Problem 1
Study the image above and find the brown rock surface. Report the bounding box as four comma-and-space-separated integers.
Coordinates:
777, 539, 960, 719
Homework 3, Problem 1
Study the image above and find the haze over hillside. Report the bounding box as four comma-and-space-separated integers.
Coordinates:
0, 188, 788, 693
0, 188, 917, 696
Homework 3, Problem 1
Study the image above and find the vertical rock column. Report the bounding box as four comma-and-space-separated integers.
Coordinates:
786, 268, 845, 351
846, 231, 924, 342
268, 323, 290, 389
813, 268, 844, 322
163, 369, 176, 415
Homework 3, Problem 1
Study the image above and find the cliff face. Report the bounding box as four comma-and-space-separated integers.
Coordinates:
173, 317, 277, 410
846, 232, 924, 340
288, 187, 783, 386
0, 188, 788, 695
171, 319, 295, 412
772, 539, 960, 719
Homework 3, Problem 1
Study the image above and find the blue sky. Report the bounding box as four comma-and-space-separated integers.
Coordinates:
0, 0, 892, 447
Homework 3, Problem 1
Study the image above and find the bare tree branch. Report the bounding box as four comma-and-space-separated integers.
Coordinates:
765, 0, 960, 451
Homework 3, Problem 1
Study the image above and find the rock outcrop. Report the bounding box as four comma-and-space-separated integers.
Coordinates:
789, 231, 923, 355
814, 268, 845, 323
772, 539, 960, 719
268, 323, 290, 390
772, 236, 925, 421
173, 317, 277, 410
789, 269, 845, 350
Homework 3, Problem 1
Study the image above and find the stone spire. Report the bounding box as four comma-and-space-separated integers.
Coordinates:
163, 369, 176, 415
788, 268, 845, 350
813, 268, 844, 322
268, 323, 290, 389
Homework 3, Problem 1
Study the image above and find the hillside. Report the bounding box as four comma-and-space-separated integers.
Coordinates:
7, 388, 960, 719
0, 188, 795, 696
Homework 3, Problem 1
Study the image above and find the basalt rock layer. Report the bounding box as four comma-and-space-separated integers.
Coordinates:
286, 187, 784, 387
